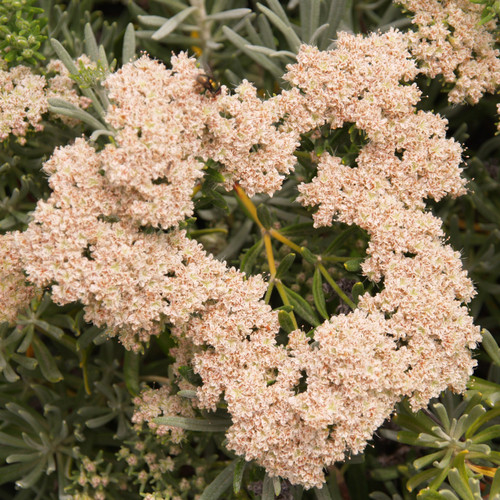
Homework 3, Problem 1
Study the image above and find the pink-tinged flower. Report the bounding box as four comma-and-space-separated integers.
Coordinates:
0, 61, 47, 143
399, 0, 500, 103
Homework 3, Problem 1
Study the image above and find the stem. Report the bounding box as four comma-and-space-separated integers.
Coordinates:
318, 263, 356, 310
79, 348, 92, 396
233, 182, 264, 230
269, 228, 303, 253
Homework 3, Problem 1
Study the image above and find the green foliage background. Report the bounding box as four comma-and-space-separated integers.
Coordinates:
0, 0, 500, 499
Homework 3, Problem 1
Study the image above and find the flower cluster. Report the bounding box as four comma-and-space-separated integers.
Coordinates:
399, 0, 500, 103
1, 30, 483, 489
132, 385, 195, 441
0, 232, 37, 323
0, 56, 96, 144
0, 60, 47, 143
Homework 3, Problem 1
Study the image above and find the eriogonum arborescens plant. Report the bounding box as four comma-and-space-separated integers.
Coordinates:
0, 27, 486, 491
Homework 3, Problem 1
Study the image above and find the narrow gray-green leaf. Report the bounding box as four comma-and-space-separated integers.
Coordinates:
262, 474, 275, 499
482, 329, 500, 366
85, 412, 116, 428
0, 431, 30, 449
0, 462, 34, 486
322, 0, 348, 49
200, 461, 237, 500
241, 239, 264, 275
122, 23, 136, 64
283, 285, 321, 327
206, 8, 251, 21
50, 38, 79, 74
344, 257, 363, 272
177, 390, 198, 399
90, 129, 116, 141
48, 100, 108, 131
278, 310, 296, 333
16, 460, 46, 489
31, 335, 63, 383
152, 7, 197, 41
84, 23, 99, 63
276, 253, 296, 278
233, 458, 246, 494
257, 14, 275, 48
489, 467, 500, 498
153, 416, 231, 432
124, 350, 140, 396
447, 468, 475, 500
257, 4, 301, 53
314, 484, 333, 500
222, 27, 283, 78
263, 0, 289, 24
137, 15, 168, 28
313, 267, 329, 320
309, 23, 329, 46
245, 44, 296, 59
351, 282, 364, 304
10, 353, 37, 370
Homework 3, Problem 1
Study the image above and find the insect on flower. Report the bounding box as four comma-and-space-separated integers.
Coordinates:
196, 74, 221, 96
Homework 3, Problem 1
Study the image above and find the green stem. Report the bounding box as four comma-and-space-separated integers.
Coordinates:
318, 263, 356, 310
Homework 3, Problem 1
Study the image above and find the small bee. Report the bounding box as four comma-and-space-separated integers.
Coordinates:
196, 74, 221, 96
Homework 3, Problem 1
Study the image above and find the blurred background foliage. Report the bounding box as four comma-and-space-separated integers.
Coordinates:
0, 0, 499, 498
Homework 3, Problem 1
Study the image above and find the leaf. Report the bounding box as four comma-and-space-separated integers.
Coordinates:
206, 8, 252, 21
233, 457, 246, 494
257, 203, 273, 229
0, 462, 34, 486
151, 7, 197, 41
314, 484, 333, 500
406, 468, 440, 492
177, 390, 197, 399
413, 450, 447, 470
489, 467, 500, 499
0, 432, 30, 449
222, 26, 283, 78
481, 329, 500, 366
124, 350, 140, 396
50, 38, 79, 75
200, 461, 237, 500
48, 99, 108, 131
262, 474, 275, 499
301, 246, 317, 265
283, 285, 321, 327
85, 412, 116, 428
16, 459, 46, 489
276, 253, 296, 278
84, 23, 99, 63
447, 468, 475, 500
470, 424, 500, 443
241, 239, 264, 275
351, 282, 365, 304
418, 490, 454, 500
153, 416, 231, 432
344, 257, 363, 272
278, 310, 296, 333
122, 23, 136, 64
10, 353, 37, 370
31, 335, 63, 383
178, 365, 202, 386
313, 267, 329, 320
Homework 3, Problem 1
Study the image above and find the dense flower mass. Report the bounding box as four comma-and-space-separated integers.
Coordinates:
399, 0, 500, 103
0, 27, 485, 489
0, 60, 47, 143
0, 232, 36, 323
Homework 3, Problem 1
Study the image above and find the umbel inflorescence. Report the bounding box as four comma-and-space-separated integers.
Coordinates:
0, 9, 495, 490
